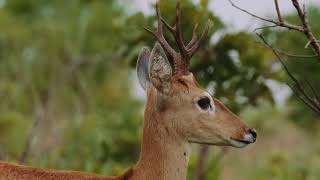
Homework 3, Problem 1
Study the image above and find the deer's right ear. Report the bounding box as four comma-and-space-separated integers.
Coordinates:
148, 43, 172, 94
137, 47, 151, 91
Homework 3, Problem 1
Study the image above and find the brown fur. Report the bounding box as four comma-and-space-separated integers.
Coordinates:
0, 161, 120, 180
0, 74, 252, 180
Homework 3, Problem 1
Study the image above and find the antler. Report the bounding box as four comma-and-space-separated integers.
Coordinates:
144, 0, 212, 76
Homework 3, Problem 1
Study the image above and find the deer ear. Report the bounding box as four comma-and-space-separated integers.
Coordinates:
137, 47, 151, 91
148, 43, 172, 94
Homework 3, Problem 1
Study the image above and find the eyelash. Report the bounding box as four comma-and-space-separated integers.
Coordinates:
197, 97, 212, 111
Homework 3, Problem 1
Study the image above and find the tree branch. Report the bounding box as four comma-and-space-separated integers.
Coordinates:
229, 0, 320, 115
228, 0, 320, 61
274, 0, 283, 23
257, 33, 320, 114
19, 90, 50, 163
254, 31, 317, 58
228, 0, 304, 32
291, 0, 320, 60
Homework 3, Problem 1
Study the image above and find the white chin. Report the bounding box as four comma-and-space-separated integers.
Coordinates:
229, 139, 249, 148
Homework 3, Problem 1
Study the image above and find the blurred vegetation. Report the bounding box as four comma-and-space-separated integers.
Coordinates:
0, 0, 143, 174
0, 0, 319, 179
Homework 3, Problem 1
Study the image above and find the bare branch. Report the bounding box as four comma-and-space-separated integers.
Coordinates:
306, 79, 320, 103
228, 0, 276, 24
257, 33, 320, 114
255, 33, 317, 58
274, 0, 283, 23
228, 0, 304, 32
253, 25, 278, 32
229, 0, 320, 114
289, 83, 320, 113
229, 0, 320, 60
291, 0, 320, 60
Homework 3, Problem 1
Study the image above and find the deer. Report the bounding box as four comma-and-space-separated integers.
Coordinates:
0, 1, 257, 180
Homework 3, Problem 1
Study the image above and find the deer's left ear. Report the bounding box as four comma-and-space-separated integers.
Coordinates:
148, 43, 172, 94
137, 47, 151, 91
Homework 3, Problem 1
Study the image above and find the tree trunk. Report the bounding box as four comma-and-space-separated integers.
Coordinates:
194, 145, 210, 180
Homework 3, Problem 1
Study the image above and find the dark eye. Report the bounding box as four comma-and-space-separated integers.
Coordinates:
197, 97, 211, 110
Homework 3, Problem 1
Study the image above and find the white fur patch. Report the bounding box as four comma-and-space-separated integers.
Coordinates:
184, 144, 191, 164
195, 92, 216, 113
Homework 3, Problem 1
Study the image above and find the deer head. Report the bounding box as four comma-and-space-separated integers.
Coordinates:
136, 1, 256, 148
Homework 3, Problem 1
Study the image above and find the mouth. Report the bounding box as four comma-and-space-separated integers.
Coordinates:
189, 137, 231, 146
189, 135, 256, 148
229, 138, 252, 148
189, 140, 225, 146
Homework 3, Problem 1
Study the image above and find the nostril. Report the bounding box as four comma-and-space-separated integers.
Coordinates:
249, 128, 257, 140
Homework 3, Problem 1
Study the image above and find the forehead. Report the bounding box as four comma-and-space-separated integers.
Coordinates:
171, 73, 207, 96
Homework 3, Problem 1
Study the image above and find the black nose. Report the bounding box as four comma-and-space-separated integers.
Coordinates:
249, 128, 257, 141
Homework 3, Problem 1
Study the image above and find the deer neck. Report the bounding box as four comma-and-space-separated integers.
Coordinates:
133, 91, 190, 180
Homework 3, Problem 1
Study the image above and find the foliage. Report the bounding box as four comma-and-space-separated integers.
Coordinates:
0, 0, 142, 175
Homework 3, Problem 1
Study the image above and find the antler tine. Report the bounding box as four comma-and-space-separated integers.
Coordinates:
144, 3, 176, 60
161, 0, 187, 58
186, 23, 198, 49
174, 1, 187, 56
187, 19, 212, 58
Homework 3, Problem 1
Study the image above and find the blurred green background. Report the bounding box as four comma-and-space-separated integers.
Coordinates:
0, 0, 319, 179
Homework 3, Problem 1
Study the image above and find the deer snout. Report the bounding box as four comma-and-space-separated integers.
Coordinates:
249, 128, 257, 142
243, 128, 257, 143
229, 128, 257, 148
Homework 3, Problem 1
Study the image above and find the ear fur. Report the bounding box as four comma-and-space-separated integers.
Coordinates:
148, 43, 172, 94
136, 47, 151, 91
